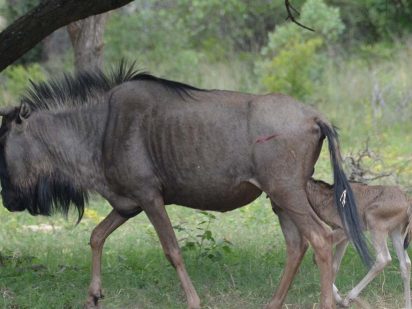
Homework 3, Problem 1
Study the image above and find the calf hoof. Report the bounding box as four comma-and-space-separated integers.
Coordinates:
341, 297, 352, 308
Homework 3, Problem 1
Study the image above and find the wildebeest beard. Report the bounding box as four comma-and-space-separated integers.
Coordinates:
0, 144, 88, 221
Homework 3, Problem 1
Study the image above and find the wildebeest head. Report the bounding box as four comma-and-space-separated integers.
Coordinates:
0, 103, 87, 220
0, 104, 27, 212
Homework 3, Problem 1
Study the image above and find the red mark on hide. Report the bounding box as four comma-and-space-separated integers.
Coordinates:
255, 134, 278, 144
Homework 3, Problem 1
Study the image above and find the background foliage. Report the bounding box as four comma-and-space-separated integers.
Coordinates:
0, 0, 412, 308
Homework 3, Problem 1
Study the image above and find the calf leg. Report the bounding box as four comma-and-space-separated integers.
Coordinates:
342, 231, 391, 307
392, 230, 411, 309
267, 205, 309, 308
268, 189, 334, 309
142, 196, 200, 309
330, 230, 349, 305
86, 209, 134, 309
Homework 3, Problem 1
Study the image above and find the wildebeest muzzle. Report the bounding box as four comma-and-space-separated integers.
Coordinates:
1, 189, 26, 212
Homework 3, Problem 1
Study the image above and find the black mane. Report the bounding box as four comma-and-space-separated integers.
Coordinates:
21, 61, 203, 111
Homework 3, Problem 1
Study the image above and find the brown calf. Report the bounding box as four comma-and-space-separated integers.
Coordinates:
307, 178, 412, 308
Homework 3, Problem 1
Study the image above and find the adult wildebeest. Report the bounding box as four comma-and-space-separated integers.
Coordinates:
307, 178, 412, 308
0, 63, 370, 309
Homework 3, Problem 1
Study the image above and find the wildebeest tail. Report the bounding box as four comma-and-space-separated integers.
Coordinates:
317, 120, 372, 267
403, 198, 412, 249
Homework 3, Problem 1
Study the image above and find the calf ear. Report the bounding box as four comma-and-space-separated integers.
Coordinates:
18, 102, 31, 120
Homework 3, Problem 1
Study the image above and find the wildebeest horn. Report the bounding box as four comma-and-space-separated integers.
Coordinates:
0, 106, 17, 116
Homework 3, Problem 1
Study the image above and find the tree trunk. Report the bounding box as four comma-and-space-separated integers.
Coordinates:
42, 28, 71, 62
0, 0, 133, 72
67, 13, 109, 72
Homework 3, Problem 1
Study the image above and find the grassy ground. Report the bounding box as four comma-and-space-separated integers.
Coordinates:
0, 192, 410, 309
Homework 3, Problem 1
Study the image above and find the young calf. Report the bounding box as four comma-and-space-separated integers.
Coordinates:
306, 178, 412, 308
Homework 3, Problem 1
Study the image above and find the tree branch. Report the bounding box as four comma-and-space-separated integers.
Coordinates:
284, 0, 314, 32
344, 139, 393, 183
0, 0, 133, 72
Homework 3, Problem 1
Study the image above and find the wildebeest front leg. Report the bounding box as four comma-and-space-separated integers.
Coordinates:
266, 205, 309, 309
143, 196, 200, 309
268, 188, 335, 309
85, 209, 134, 309
270, 190, 334, 309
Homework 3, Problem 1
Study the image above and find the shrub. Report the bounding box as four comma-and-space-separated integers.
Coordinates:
256, 0, 344, 99
0, 64, 46, 105
261, 37, 323, 98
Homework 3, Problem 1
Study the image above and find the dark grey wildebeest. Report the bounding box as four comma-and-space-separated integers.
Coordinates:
0, 63, 370, 309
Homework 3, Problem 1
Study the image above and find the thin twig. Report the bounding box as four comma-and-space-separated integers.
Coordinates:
345, 139, 393, 183
284, 0, 315, 32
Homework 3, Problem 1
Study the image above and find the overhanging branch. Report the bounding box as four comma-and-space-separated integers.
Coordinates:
0, 0, 134, 72
284, 0, 315, 32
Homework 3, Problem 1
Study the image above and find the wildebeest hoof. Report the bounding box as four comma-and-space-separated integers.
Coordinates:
187, 296, 201, 309
264, 301, 282, 309
84, 299, 101, 309
85, 292, 104, 309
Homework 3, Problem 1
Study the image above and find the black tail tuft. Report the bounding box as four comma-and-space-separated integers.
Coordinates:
317, 120, 372, 268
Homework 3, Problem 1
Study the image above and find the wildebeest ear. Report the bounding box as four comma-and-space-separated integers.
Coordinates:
18, 102, 31, 120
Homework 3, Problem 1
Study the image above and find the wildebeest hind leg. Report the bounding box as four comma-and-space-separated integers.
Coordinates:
85, 209, 135, 309
269, 189, 334, 309
266, 204, 309, 309
330, 231, 348, 305
142, 195, 200, 309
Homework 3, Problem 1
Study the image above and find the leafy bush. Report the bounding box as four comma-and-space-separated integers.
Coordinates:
174, 211, 232, 261
175, 0, 303, 54
105, 8, 204, 79
105, 0, 305, 65
332, 0, 412, 44
261, 37, 323, 98
0, 63, 46, 105
300, 0, 345, 42
256, 0, 344, 98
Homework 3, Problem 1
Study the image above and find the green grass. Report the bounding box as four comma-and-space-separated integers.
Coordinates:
0, 194, 409, 309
